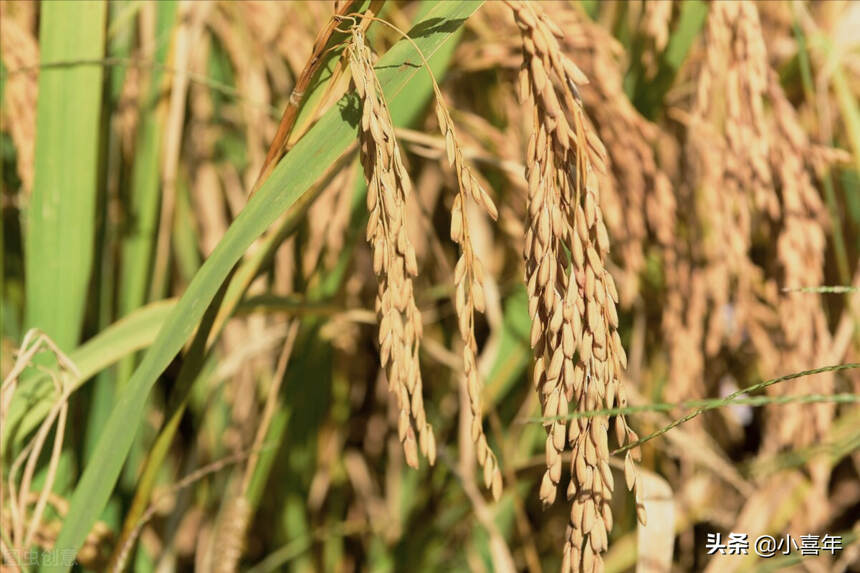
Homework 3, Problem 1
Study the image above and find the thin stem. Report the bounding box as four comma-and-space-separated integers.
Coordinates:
250, 0, 382, 196
614, 363, 859, 454
241, 321, 300, 494
526, 363, 860, 454
781, 285, 859, 293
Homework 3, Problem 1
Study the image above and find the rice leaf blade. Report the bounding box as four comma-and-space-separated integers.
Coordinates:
25, 0, 107, 351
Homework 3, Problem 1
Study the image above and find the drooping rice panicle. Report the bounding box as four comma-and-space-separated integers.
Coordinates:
347, 24, 436, 468
505, 2, 644, 570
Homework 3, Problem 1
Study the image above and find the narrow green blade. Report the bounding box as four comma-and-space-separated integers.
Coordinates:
25, 0, 107, 351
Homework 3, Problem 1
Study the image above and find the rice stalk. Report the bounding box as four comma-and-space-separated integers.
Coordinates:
251, 0, 379, 195
149, 0, 209, 299
203, 321, 300, 573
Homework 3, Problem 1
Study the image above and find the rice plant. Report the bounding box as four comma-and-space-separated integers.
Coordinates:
1, 1, 859, 571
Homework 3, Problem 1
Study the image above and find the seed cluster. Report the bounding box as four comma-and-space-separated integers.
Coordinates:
435, 101, 503, 499
680, 0, 838, 452
347, 26, 436, 468
212, 496, 250, 573
766, 72, 833, 451
0, 12, 37, 195
505, 2, 643, 571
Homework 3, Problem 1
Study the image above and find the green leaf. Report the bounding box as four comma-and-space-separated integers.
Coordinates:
115, 0, 177, 383
85, 0, 140, 467
25, 0, 107, 352
47, 3, 483, 568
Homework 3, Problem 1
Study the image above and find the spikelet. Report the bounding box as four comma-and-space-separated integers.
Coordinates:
765, 72, 833, 451
644, 1, 673, 52
212, 496, 250, 573
505, 2, 643, 571
346, 25, 435, 468
433, 98, 503, 499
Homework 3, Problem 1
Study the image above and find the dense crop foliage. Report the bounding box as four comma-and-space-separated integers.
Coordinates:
1, 1, 859, 571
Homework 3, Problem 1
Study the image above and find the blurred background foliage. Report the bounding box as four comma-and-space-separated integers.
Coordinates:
1, 1, 859, 571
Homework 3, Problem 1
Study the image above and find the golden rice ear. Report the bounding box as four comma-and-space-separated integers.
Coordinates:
406, 26, 507, 499
505, 0, 642, 569
0, 15, 38, 196
211, 496, 250, 573
348, 25, 435, 468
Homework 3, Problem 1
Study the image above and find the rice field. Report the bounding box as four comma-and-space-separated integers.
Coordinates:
1, 1, 859, 571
